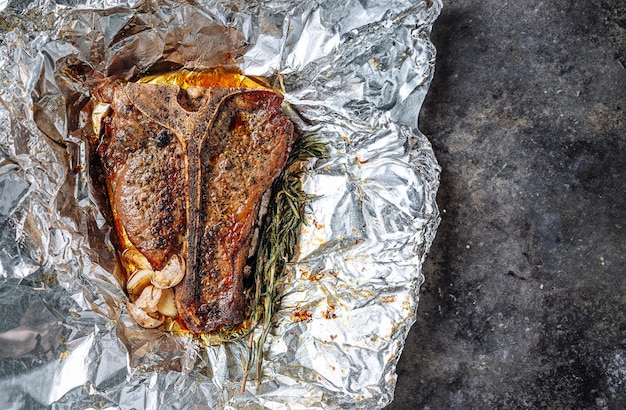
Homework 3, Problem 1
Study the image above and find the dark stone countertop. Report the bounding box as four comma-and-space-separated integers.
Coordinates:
390, 1, 626, 408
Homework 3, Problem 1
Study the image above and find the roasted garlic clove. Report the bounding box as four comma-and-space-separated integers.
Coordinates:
127, 302, 164, 328
151, 255, 185, 289
186, 85, 206, 99
127, 269, 153, 295
157, 288, 179, 317
122, 249, 153, 271
133, 285, 162, 313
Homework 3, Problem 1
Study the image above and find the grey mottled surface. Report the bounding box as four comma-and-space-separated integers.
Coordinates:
390, 1, 626, 408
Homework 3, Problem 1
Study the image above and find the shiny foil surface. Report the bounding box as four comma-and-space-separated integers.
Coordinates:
0, 0, 441, 408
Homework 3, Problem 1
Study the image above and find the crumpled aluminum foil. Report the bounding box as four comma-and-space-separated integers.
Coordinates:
0, 0, 441, 408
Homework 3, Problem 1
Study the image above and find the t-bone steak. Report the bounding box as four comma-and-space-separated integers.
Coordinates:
94, 77, 294, 334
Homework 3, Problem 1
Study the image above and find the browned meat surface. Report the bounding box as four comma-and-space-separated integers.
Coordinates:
95, 79, 293, 333
97, 84, 187, 271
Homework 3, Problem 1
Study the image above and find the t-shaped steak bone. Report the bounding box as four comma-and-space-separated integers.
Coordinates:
96, 79, 294, 334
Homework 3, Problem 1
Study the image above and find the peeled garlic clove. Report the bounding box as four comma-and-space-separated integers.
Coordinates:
133, 285, 162, 313
127, 269, 153, 295
152, 255, 185, 289
127, 302, 164, 328
122, 249, 152, 271
157, 288, 179, 317
186, 85, 206, 99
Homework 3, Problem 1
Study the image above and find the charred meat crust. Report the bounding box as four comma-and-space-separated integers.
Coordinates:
96, 80, 294, 334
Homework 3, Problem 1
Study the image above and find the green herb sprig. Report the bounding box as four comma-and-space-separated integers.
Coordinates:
241, 135, 327, 391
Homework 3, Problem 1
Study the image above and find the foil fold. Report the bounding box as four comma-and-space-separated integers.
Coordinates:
0, 0, 441, 408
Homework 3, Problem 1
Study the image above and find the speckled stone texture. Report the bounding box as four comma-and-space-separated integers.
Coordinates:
390, 1, 626, 408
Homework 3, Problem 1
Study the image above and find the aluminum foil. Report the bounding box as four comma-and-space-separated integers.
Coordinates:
0, 0, 441, 408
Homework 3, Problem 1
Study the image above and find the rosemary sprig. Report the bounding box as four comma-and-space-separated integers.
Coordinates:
241, 135, 327, 391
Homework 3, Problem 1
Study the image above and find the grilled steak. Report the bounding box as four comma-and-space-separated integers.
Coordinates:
94, 77, 294, 334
